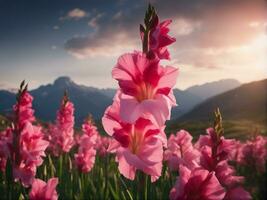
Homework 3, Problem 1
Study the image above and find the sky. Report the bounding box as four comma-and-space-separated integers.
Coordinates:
0, 0, 266, 90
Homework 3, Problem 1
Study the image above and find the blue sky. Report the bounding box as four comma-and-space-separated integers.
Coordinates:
0, 0, 266, 90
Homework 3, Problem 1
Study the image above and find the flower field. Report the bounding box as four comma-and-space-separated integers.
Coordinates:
0, 5, 266, 200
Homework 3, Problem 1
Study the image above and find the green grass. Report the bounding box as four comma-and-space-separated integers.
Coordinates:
167, 119, 267, 141
0, 115, 266, 199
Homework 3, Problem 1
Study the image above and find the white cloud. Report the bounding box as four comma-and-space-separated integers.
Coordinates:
53, 25, 59, 30
171, 18, 201, 36
249, 21, 261, 28
60, 8, 88, 20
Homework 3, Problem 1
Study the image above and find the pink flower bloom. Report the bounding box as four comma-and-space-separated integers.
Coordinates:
142, 16, 176, 60
29, 178, 58, 200
55, 100, 75, 152
74, 143, 96, 173
195, 128, 251, 199
14, 122, 49, 187
13, 91, 35, 129
45, 124, 60, 156
0, 157, 6, 172
227, 140, 244, 162
164, 130, 200, 171
102, 99, 166, 182
1, 84, 49, 187
13, 165, 36, 187
19, 123, 49, 168
169, 165, 225, 200
112, 52, 178, 126
240, 135, 267, 172
48, 97, 75, 155
95, 135, 112, 157
215, 161, 244, 188
0, 128, 12, 171
223, 187, 251, 200
81, 119, 98, 140
195, 128, 236, 170
74, 119, 98, 173
215, 161, 251, 200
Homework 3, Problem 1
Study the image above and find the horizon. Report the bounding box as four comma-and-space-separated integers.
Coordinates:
0, 75, 266, 93
0, 0, 267, 90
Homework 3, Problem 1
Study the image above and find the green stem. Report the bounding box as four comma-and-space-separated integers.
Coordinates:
118, 176, 133, 200
104, 155, 109, 199
142, 30, 149, 54
144, 174, 148, 200
59, 155, 63, 179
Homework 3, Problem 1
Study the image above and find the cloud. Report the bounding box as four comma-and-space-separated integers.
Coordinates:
60, 8, 88, 20
53, 25, 59, 30
112, 11, 123, 20
88, 13, 104, 28
65, 32, 138, 59
64, 0, 267, 64
170, 18, 201, 36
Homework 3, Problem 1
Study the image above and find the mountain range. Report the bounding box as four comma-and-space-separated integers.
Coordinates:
179, 78, 267, 123
0, 76, 243, 125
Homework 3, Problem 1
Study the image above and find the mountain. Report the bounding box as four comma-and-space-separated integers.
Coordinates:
30, 77, 113, 124
171, 89, 203, 119
0, 90, 16, 113
171, 79, 241, 119
0, 77, 113, 125
179, 79, 267, 122
100, 88, 116, 99
185, 79, 241, 100
0, 77, 250, 125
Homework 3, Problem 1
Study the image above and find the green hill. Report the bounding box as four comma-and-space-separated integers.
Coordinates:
179, 79, 267, 123
169, 79, 267, 139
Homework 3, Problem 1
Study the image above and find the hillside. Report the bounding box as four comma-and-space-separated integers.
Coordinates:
186, 79, 241, 100
0, 77, 255, 126
179, 79, 267, 123
171, 89, 203, 119
0, 90, 16, 113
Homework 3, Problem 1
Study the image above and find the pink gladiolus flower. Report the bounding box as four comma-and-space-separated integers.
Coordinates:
164, 130, 200, 171
215, 161, 244, 188
1, 83, 49, 187
112, 52, 178, 126
13, 164, 36, 187
195, 128, 236, 170
223, 187, 252, 200
240, 135, 267, 172
228, 140, 245, 163
14, 122, 49, 187
141, 16, 176, 60
95, 135, 112, 157
48, 96, 75, 155
169, 165, 225, 200
74, 119, 98, 173
195, 128, 251, 199
19, 123, 49, 168
13, 91, 35, 129
29, 178, 58, 200
214, 161, 251, 200
45, 124, 60, 156
55, 99, 75, 152
102, 98, 166, 182
0, 128, 13, 171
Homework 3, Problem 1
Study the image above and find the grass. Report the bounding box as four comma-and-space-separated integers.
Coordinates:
167, 119, 267, 141
0, 114, 266, 199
